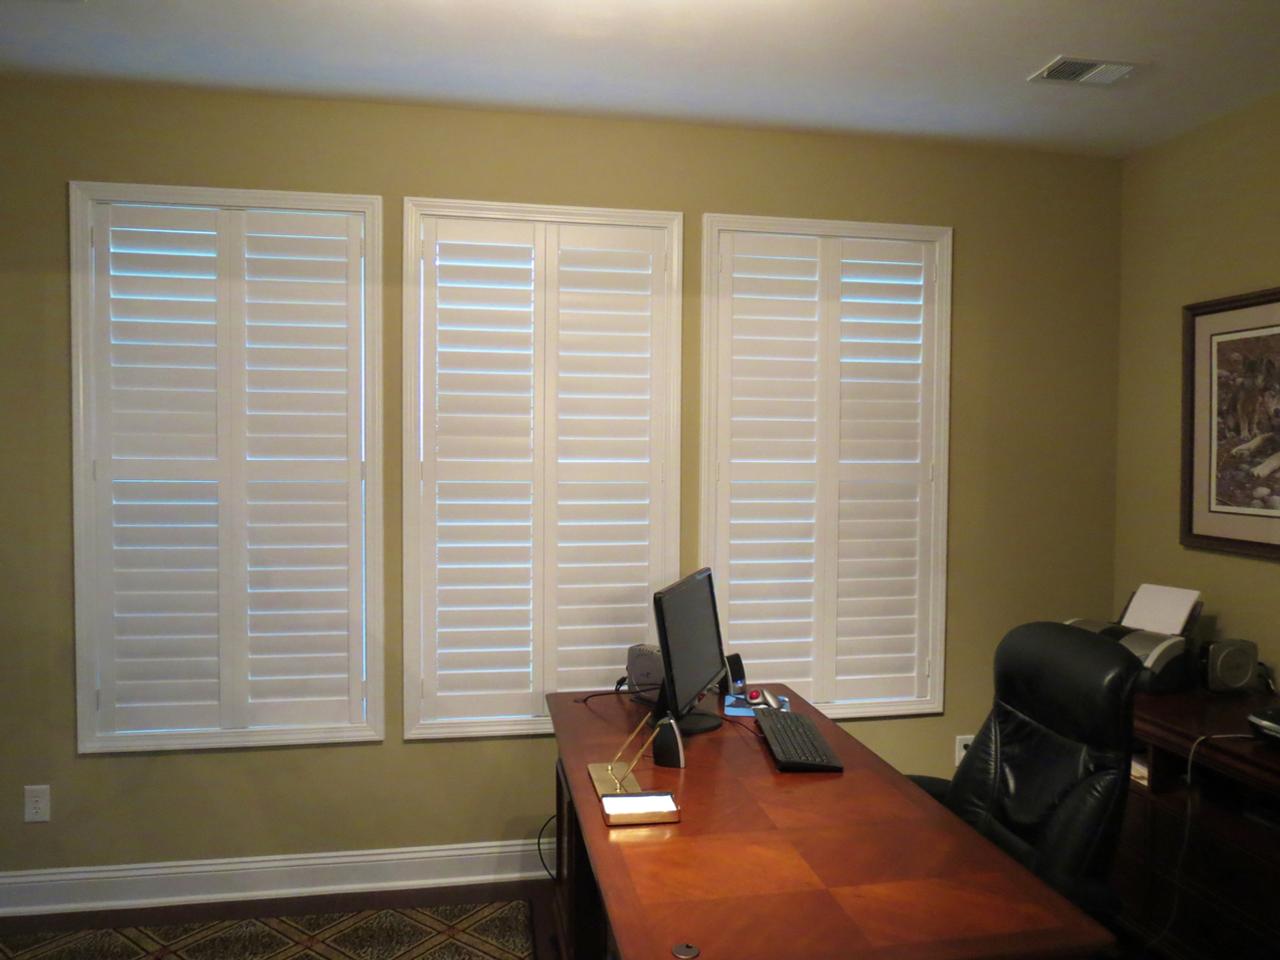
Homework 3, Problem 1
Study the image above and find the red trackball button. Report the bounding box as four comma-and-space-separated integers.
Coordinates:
748, 691, 760, 701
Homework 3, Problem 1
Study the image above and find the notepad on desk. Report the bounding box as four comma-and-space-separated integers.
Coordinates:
601, 791, 680, 826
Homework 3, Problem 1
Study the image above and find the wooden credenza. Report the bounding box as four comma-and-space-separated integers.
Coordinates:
1112, 690, 1280, 959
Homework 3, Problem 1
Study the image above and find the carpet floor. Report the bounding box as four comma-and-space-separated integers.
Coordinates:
0, 901, 533, 960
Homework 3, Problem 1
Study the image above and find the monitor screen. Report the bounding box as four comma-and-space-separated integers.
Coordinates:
652, 568, 727, 721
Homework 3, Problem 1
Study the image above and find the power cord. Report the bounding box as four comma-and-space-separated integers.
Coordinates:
723, 714, 765, 740
535, 813, 556, 880
573, 684, 660, 705
1257, 660, 1276, 694
1146, 733, 1254, 951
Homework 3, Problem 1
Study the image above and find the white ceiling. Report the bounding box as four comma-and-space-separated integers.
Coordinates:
3, 0, 1280, 156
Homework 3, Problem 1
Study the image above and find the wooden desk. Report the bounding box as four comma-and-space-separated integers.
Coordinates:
1112, 690, 1280, 960
548, 687, 1111, 960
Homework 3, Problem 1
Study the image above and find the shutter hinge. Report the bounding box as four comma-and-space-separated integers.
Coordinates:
92, 459, 101, 482
925, 658, 932, 678
95, 688, 101, 711
89, 225, 95, 250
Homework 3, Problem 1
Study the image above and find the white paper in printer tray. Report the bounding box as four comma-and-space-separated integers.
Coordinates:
1120, 583, 1201, 635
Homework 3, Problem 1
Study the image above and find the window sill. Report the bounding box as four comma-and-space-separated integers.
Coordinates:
404, 694, 945, 741
77, 721, 384, 754
820, 696, 944, 721
404, 716, 554, 741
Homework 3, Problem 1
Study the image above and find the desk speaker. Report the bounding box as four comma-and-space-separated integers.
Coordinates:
1205, 639, 1258, 692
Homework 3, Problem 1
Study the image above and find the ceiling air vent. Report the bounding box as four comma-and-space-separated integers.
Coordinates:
1030, 56, 1137, 86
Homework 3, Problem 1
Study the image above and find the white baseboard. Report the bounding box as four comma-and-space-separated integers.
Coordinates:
0, 839, 546, 917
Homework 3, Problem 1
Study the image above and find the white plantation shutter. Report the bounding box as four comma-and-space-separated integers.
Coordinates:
835, 237, 938, 703
91, 201, 224, 737
702, 215, 949, 718
404, 200, 680, 738
241, 209, 367, 729
718, 232, 823, 700
548, 224, 671, 695
421, 217, 539, 722
71, 183, 383, 752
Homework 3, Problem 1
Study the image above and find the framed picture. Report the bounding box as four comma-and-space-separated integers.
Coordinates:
1182, 286, 1280, 560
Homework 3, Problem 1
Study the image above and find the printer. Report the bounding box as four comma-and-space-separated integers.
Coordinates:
1068, 584, 1202, 693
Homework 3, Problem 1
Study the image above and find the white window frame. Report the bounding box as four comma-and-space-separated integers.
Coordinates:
403, 198, 682, 739
699, 213, 950, 719
70, 181, 384, 752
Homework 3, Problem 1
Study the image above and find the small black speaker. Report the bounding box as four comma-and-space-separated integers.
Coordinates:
719, 653, 746, 694
651, 716, 685, 768
1205, 639, 1258, 692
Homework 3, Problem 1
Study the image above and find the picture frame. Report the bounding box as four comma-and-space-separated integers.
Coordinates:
1182, 285, 1280, 560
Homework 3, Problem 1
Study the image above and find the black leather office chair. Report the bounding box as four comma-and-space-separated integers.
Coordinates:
912, 621, 1142, 918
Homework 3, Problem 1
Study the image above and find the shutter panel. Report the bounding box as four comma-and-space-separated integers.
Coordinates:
709, 221, 944, 712
242, 209, 365, 727
719, 233, 822, 700
421, 218, 539, 721
77, 187, 379, 748
95, 203, 224, 733
548, 224, 668, 692
835, 238, 932, 701
405, 201, 679, 733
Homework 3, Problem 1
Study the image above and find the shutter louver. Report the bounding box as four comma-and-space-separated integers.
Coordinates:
550, 225, 663, 693
76, 186, 380, 750
422, 219, 538, 721
835, 238, 931, 702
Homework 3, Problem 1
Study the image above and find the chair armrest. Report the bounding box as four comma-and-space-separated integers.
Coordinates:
908, 774, 951, 803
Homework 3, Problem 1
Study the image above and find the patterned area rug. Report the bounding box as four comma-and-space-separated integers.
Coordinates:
0, 901, 532, 960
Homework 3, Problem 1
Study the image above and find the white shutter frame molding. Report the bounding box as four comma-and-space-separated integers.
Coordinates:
403, 198, 682, 739
699, 213, 951, 720
70, 181, 384, 753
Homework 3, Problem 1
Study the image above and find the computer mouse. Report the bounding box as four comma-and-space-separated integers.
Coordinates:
744, 687, 781, 710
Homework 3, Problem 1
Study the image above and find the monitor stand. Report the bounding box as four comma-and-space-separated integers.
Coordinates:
676, 701, 722, 735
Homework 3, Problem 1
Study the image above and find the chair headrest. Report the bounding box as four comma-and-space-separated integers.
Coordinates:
995, 621, 1142, 750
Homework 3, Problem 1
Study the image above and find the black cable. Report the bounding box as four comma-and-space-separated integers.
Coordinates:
573, 684, 660, 705
535, 813, 556, 880
723, 714, 764, 740
1258, 660, 1276, 694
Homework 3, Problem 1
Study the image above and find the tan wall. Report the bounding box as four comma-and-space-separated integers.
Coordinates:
1117, 91, 1280, 665
0, 74, 1121, 870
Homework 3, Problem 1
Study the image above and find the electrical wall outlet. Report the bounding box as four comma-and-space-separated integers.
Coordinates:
954, 735, 975, 766
24, 785, 50, 822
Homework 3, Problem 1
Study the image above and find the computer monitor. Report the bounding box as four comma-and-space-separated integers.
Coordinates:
652, 567, 727, 736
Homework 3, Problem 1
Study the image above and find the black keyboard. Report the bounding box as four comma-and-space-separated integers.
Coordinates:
755, 708, 843, 772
